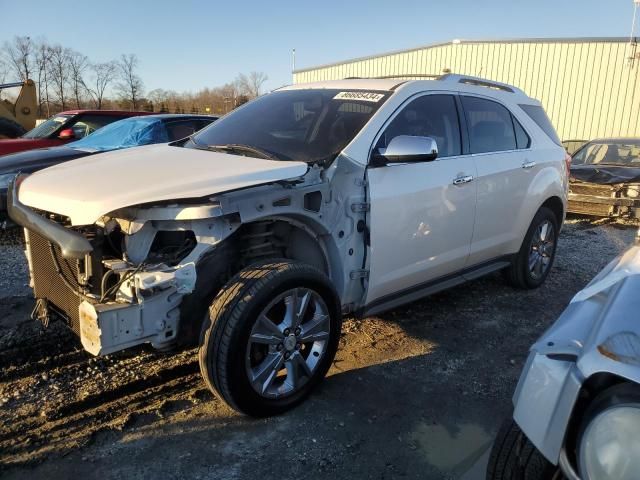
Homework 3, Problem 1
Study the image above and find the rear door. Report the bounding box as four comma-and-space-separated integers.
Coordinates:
460, 95, 534, 265
365, 93, 478, 306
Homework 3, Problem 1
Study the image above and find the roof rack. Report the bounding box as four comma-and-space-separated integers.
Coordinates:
339, 73, 525, 95
343, 73, 442, 80
438, 74, 524, 94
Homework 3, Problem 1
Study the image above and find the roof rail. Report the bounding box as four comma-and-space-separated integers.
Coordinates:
343, 73, 442, 80
438, 74, 524, 94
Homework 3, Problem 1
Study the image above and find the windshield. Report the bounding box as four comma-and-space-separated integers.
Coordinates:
22, 114, 72, 139
572, 140, 640, 166
68, 117, 168, 152
189, 89, 390, 163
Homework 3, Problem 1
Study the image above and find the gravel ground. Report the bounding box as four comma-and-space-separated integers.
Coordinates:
0, 229, 29, 299
0, 217, 636, 479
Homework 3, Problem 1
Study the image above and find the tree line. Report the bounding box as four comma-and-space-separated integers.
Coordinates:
0, 36, 268, 117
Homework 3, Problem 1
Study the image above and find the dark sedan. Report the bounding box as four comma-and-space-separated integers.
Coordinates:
568, 138, 640, 218
0, 114, 216, 223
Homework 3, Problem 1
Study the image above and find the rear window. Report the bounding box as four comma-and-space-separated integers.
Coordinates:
519, 104, 561, 146
461, 96, 516, 154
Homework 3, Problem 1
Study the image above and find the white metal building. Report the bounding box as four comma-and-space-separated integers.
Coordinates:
293, 38, 640, 141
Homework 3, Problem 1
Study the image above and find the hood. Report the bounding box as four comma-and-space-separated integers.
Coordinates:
0, 138, 50, 156
570, 164, 640, 185
534, 243, 640, 383
0, 146, 89, 175
18, 144, 308, 225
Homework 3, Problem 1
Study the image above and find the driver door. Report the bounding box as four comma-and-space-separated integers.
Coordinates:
365, 93, 478, 308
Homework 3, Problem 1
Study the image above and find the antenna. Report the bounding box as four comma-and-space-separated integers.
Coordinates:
292, 48, 296, 83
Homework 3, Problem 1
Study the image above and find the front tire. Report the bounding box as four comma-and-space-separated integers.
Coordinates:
504, 206, 558, 289
487, 418, 560, 479
198, 260, 341, 417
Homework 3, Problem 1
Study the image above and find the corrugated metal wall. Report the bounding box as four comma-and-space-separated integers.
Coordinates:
293, 39, 640, 141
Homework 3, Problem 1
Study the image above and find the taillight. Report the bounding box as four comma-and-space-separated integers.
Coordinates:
564, 152, 572, 178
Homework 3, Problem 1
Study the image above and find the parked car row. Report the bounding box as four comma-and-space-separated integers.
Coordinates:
0, 114, 216, 224
0, 109, 154, 156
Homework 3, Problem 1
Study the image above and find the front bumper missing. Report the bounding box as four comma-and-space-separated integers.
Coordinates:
78, 286, 182, 355
8, 176, 194, 355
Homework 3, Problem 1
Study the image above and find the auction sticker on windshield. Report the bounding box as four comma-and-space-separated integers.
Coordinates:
333, 92, 385, 102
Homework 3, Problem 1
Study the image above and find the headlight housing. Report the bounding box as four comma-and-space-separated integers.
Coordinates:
579, 405, 640, 480
0, 173, 17, 190
626, 186, 640, 198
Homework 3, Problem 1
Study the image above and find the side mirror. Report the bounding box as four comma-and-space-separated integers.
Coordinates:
58, 128, 76, 140
374, 135, 438, 165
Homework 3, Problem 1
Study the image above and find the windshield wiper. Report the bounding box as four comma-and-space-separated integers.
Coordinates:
206, 144, 279, 161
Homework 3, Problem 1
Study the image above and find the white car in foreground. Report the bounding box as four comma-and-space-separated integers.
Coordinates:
488, 230, 640, 480
9, 75, 568, 416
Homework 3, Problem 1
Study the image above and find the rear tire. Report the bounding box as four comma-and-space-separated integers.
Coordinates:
0, 117, 27, 139
198, 260, 341, 417
503, 207, 558, 289
487, 418, 560, 480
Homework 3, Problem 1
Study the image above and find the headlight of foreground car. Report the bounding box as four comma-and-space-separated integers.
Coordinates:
626, 186, 640, 198
0, 173, 17, 190
579, 405, 640, 480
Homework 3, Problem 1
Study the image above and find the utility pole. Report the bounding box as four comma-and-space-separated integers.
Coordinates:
629, 0, 640, 66
292, 48, 296, 83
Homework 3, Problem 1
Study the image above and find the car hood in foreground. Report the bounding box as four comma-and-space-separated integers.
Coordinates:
533, 241, 640, 383
570, 164, 640, 185
0, 146, 90, 175
18, 144, 308, 225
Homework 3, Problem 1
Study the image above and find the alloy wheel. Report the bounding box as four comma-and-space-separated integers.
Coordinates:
245, 288, 331, 399
528, 219, 555, 280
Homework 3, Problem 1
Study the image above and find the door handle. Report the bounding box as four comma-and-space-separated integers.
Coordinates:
452, 175, 474, 185
522, 160, 536, 169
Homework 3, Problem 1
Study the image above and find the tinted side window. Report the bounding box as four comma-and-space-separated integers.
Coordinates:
519, 104, 561, 146
165, 120, 200, 140
514, 117, 530, 149
70, 115, 123, 138
462, 96, 517, 153
376, 94, 461, 157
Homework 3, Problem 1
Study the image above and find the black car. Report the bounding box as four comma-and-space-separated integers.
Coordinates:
568, 138, 640, 218
0, 114, 216, 223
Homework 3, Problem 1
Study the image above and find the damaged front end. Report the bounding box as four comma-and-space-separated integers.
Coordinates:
568, 180, 640, 218
8, 178, 233, 355
568, 165, 640, 218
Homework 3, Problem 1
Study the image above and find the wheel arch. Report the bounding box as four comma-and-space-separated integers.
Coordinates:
540, 195, 565, 229
201, 214, 345, 300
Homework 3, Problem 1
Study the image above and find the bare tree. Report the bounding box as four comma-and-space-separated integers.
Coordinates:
86, 61, 117, 110
115, 54, 144, 110
2, 36, 34, 81
67, 50, 89, 108
48, 45, 70, 110
0, 59, 7, 100
236, 71, 268, 98
34, 41, 52, 116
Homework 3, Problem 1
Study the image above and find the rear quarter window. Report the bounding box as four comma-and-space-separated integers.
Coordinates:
519, 104, 561, 146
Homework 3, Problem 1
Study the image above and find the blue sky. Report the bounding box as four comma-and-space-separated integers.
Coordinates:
1, 0, 638, 94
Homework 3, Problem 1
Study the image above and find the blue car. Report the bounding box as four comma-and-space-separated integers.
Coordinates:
0, 114, 216, 222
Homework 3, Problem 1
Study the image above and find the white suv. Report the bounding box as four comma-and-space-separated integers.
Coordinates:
8, 75, 568, 416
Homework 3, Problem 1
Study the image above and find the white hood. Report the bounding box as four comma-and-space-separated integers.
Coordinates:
18, 144, 308, 225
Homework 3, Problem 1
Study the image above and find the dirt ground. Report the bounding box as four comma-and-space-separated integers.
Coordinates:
0, 217, 636, 480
